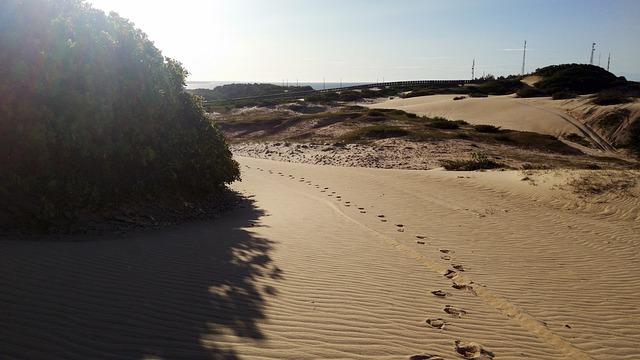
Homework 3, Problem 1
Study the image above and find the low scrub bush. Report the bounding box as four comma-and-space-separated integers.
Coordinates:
564, 133, 592, 147
596, 109, 630, 130
474, 124, 502, 133
339, 125, 410, 142
516, 86, 547, 98
426, 119, 460, 130
591, 93, 632, 105
552, 91, 578, 100
440, 152, 505, 171
403, 89, 436, 98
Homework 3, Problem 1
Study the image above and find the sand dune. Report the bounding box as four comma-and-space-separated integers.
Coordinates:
366, 94, 620, 154
2, 157, 639, 359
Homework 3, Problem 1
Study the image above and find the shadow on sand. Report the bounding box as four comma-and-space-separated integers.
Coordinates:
0, 193, 279, 359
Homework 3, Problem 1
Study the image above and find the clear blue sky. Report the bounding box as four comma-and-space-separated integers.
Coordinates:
86, 0, 640, 82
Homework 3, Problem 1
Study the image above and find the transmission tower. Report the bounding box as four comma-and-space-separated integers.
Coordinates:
590, 43, 596, 65
471, 58, 475, 80
521, 40, 527, 75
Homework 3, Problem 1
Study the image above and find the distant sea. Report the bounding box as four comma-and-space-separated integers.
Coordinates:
186, 81, 373, 91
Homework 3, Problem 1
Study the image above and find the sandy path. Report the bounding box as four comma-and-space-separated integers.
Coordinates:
2, 157, 639, 359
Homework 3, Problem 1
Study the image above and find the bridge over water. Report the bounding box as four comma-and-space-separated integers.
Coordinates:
226, 79, 479, 101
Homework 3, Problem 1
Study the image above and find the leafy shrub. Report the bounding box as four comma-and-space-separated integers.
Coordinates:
0, 0, 240, 231
440, 152, 505, 171
339, 91, 362, 102
474, 124, 502, 133
367, 110, 386, 117
624, 117, 640, 156
552, 91, 578, 100
591, 93, 632, 105
596, 109, 630, 130
340, 126, 410, 141
534, 64, 619, 94
516, 86, 546, 98
403, 89, 436, 98
426, 120, 460, 130
564, 133, 592, 147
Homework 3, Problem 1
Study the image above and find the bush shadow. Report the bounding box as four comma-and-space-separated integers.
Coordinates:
0, 192, 278, 359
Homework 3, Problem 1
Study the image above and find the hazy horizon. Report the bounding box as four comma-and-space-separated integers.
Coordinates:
87, 0, 640, 82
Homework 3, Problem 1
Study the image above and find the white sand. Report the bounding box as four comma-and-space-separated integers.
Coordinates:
2, 157, 639, 359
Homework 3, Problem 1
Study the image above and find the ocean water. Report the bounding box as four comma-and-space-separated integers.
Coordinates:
186, 81, 373, 91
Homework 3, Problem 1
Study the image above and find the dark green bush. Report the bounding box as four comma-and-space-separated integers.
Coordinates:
340, 126, 410, 141
0, 0, 240, 231
516, 86, 547, 98
440, 152, 505, 171
474, 124, 502, 133
426, 120, 460, 130
403, 89, 436, 98
591, 93, 632, 105
624, 117, 640, 156
535, 64, 618, 94
563, 133, 592, 147
596, 109, 630, 130
552, 91, 578, 100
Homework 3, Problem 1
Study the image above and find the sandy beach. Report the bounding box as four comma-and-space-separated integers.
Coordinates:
2, 155, 639, 359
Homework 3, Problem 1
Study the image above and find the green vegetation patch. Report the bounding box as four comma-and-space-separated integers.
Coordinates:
591, 93, 632, 105
0, 0, 240, 232
474, 124, 502, 133
339, 125, 410, 142
564, 133, 592, 148
596, 109, 630, 130
440, 152, 506, 171
534, 64, 619, 94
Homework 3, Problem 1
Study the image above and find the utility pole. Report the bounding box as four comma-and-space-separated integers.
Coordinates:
590, 43, 596, 65
471, 58, 475, 80
521, 40, 527, 75
607, 53, 611, 72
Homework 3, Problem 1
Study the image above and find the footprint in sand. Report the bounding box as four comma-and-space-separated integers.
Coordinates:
439, 249, 454, 254
417, 241, 426, 245
444, 305, 467, 318
452, 283, 478, 296
453, 264, 466, 272
441, 255, 452, 261
409, 354, 445, 360
454, 340, 495, 360
416, 235, 426, 239
444, 269, 458, 279
431, 290, 452, 297
426, 318, 449, 330
396, 224, 405, 232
